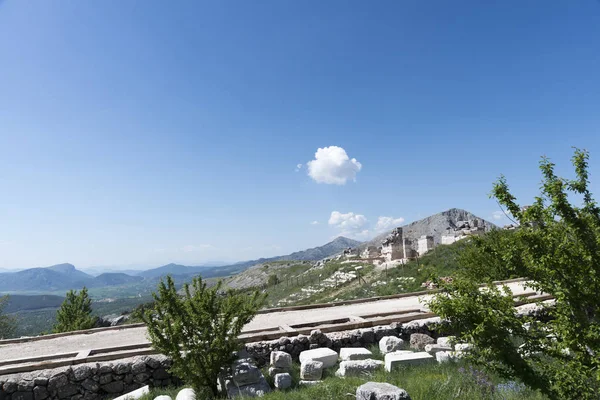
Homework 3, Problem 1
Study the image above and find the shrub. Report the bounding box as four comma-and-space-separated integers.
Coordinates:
429, 149, 600, 399
0, 295, 16, 339
53, 287, 96, 333
142, 276, 266, 398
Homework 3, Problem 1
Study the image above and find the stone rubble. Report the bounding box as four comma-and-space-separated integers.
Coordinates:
335, 360, 384, 377
300, 360, 324, 381
356, 382, 411, 400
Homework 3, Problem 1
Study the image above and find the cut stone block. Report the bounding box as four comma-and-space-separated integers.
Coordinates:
175, 388, 196, 400
226, 376, 271, 398
232, 361, 262, 386
270, 351, 292, 369
409, 333, 435, 350
300, 360, 324, 381
436, 336, 455, 348
335, 359, 384, 377
154, 397, 172, 400
455, 343, 472, 352
299, 348, 338, 368
339, 347, 373, 361
356, 382, 411, 400
385, 352, 434, 372
378, 336, 404, 354
268, 367, 287, 377
424, 344, 453, 354
274, 373, 292, 390
435, 351, 463, 363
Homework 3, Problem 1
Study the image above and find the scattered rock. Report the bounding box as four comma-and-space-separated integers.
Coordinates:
300, 360, 324, 381
409, 333, 435, 350
424, 344, 452, 354
154, 397, 173, 400
270, 351, 292, 369
299, 348, 338, 368
273, 373, 292, 390
335, 360, 384, 377
339, 347, 373, 361
231, 361, 262, 386
379, 336, 404, 354
298, 380, 321, 386
226, 376, 271, 398
455, 343, 472, 352
435, 351, 462, 363
385, 352, 434, 372
436, 337, 454, 348
175, 388, 196, 400
356, 382, 411, 400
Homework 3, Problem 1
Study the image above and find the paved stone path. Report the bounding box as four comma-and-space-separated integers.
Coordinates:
0, 281, 533, 362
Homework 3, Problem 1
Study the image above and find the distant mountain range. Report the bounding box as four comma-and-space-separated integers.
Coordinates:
0, 210, 493, 294
0, 237, 361, 293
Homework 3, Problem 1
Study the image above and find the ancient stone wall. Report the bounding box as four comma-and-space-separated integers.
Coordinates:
0, 355, 180, 400
244, 317, 442, 366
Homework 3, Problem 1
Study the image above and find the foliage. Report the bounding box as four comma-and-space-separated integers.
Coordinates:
0, 295, 16, 339
53, 287, 97, 333
429, 149, 600, 399
267, 273, 280, 286
142, 276, 266, 398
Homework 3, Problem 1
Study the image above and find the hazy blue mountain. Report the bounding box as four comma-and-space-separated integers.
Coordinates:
0, 263, 95, 292
91, 273, 144, 286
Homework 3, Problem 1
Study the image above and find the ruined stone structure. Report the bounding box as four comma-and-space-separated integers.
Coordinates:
380, 228, 416, 263
360, 246, 381, 259
441, 220, 486, 245
417, 235, 434, 256
342, 247, 359, 259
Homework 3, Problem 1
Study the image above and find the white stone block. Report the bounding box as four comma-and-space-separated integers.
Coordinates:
175, 388, 196, 400
154, 397, 172, 400
299, 380, 322, 386
455, 343, 472, 352
270, 351, 292, 369
424, 344, 453, 354
300, 360, 324, 380
385, 351, 434, 372
356, 382, 411, 400
335, 359, 384, 377
339, 347, 373, 361
436, 336, 455, 348
274, 373, 292, 390
113, 386, 150, 400
435, 351, 463, 363
299, 347, 338, 368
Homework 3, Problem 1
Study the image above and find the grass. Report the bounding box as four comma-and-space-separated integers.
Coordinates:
138, 360, 546, 400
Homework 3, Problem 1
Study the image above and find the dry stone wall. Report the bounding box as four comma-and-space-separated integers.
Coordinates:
0, 355, 180, 400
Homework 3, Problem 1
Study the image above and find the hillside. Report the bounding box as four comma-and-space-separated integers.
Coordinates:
0, 264, 94, 292
360, 208, 496, 250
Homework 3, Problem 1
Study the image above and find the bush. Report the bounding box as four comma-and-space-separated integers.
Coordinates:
53, 287, 96, 333
142, 276, 266, 398
429, 149, 600, 399
0, 295, 16, 339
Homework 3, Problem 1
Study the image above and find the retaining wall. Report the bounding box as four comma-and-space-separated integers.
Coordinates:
0, 355, 180, 400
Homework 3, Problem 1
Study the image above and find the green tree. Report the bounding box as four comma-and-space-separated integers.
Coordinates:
53, 287, 96, 333
429, 149, 600, 399
142, 276, 266, 398
0, 295, 16, 339
267, 273, 280, 286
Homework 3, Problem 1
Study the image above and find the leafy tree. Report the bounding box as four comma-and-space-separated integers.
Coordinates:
53, 287, 96, 333
429, 149, 600, 399
142, 276, 266, 398
267, 273, 280, 286
0, 295, 16, 339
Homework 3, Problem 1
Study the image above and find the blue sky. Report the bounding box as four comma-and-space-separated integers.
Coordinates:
1, 1, 599, 269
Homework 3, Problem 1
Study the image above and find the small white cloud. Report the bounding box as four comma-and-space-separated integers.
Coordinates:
374, 216, 405, 232
182, 244, 214, 253
295, 163, 303, 172
307, 146, 362, 185
310, 221, 319, 225
328, 211, 369, 239
492, 211, 505, 221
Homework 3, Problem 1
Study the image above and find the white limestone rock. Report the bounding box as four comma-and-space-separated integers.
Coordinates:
409, 333, 435, 350
335, 359, 384, 377
300, 360, 324, 381
270, 351, 292, 369
274, 373, 292, 390
339, 347, 373, 361
385, 351, 434, 372
378, 336, 404, 354
435, 351, 463, 363
299, 348, 338, 368
299, 380, 322, 386
356, 382, 411, 400
455, 343, 473, 352
424, 344, 453, 354
232, 361, 262, 386
154, 397, 173, 400
436, 336, 455, 348
113, 385, 150, 400
175, 388, 196, 400
226, 376, 271, 398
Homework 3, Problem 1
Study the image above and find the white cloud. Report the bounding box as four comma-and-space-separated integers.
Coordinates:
295, 163, 303, 172
310, 221, 319, 225
374, 216, 405, 232
492, 211, 505, 221
328, 211, 369, 239
307, 146, 362, 185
